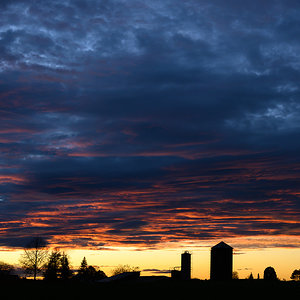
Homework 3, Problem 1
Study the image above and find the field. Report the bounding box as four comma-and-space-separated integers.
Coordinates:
1, 278, 300, 298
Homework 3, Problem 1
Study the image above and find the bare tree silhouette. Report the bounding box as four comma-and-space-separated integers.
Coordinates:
111, 264, 139, 276
19, 237, 48, 280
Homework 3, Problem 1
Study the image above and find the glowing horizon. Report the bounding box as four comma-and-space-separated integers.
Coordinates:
1, 236, 300, 280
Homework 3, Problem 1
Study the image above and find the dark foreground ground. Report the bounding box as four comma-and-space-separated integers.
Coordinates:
1, 278, 300, 298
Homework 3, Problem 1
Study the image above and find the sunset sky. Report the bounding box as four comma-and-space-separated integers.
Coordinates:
0, 0, 300, 280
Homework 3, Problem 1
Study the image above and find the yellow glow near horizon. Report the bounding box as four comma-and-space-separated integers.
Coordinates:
1, 237, 300, 280
62, 246, 300, 280
0, 249, 23, 264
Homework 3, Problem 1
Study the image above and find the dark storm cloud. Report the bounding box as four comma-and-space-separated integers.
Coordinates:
0, 0, 300, 248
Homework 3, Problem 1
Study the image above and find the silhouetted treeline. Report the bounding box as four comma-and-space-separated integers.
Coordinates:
43, 254, 107, 282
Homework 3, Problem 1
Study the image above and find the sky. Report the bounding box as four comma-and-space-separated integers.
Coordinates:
0, 0, 300, 279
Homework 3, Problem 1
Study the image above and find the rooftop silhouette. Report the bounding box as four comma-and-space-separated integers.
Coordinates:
212, 241, 233, 249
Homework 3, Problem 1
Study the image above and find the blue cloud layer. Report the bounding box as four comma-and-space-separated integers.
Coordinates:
0, 0, 300, 248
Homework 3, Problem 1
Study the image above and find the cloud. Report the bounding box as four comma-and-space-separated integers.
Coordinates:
0, 0, 299, 249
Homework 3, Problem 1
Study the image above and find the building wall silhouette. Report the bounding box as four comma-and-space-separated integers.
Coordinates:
210, 241, 233, 280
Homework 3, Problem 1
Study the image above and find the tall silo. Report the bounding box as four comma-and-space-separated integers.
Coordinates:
210, 241, 233, 280
181, 251, 191, 280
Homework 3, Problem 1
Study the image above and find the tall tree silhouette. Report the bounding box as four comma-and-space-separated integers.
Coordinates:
78, 257, 88, 275
60, 252, 72, 280
43, 250, 72, 281
43, 250, 61, 281
19, 237, 48, 280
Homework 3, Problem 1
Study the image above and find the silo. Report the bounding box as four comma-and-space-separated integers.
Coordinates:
181, 251, 191, 280
210, 241, 233, 280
